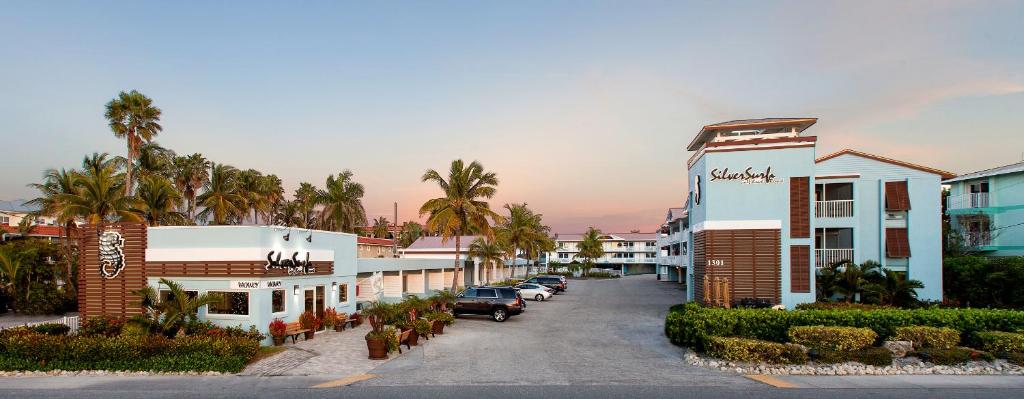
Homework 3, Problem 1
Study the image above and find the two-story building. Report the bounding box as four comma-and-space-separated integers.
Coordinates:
944, 160, 1024, 256
680, 118, 952, 308
549, 232, 658, 275
1, 199, 70, 241
657, 207, 688, 283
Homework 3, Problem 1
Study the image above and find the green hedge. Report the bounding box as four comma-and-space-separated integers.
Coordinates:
705, 337, 807, 364
788, 326, 876, 352
665, 303, 1024, 350
912, 348, 993, 365
814, 347, 893, 366
0, 329, 260, 372
976, 331, 1024, 354
893, 326, 960, 350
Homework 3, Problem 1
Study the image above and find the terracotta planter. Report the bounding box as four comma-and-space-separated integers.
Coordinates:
431, 320, 445, 335
366, 337, 388, 360
334, 324, 344, 332
409, 331, 420, 346
272, 336, 284, 346
304, 331, 315, 340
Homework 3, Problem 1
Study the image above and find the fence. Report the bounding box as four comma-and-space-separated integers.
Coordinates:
0, 315, 80, 334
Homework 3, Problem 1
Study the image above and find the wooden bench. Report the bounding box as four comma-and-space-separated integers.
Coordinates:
339, 315, 359, 330
397, 329, 413, 354
284, 322, 310, 344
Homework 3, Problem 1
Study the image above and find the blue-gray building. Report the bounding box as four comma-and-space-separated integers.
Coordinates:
944, 160, 1024, 256
681, 118, 953, 307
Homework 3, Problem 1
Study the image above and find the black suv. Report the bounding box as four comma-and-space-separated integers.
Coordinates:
524, 276, 567, 293
454, 286, 524, 322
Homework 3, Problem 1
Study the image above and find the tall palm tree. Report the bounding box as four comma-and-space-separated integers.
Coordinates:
420, 160, 505, 292
316, 170, 367, 233
104, 90, 162, 196
261, 174, 285, 224
469, 236, 505, 284
399, 221, 424, 248
575, 227, 604, 278
132, 175, 186, 226
294, 182, 319, 228
372, 216, 391, 238
273, 200, 302, 227
63, 153, 139, 224
238, 169, 272, 224
25, 167, 81, 287
135, 142, 175, 180
196, 163, 244, 225
171, 153, 210, 221
501, 203, 551, 277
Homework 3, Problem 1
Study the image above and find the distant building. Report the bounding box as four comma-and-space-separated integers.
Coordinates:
357, 236, 396, 258
401, 235, 510, 285
944, 160, 1024, 256
0, 199, 68, 241
547, 232, 659, 275
657, 207, 688, 283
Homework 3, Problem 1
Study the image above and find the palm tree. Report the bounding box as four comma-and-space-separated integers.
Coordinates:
261, 174, 285, 223
136, 278, 222, 335
294, 182, 319, 228
63, 153, 139, 224
420, 160, 505, 292
501, 203, 552, 277
833, 260, 883, 303
868, 270, 924, 307
372, 216, 391, 238
317, 170, 367, 233
0, 249, 23, 308
575, 227, 604, 278
196, 163, 244, 225
171, 153, 210, 221
238, 169, 272, 224
104, 90, 162, 196
135, 142, 175, 180
132, 175, 186, 226
25, 168, 81, 287
469, 236, 505, 284
399, 221, 424, 247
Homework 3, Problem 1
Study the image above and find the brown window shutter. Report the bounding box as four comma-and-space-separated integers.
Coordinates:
790, 177, 810, 238
885, 181, 910, 211
885, 228, 910, 258
790, 245, 810, 293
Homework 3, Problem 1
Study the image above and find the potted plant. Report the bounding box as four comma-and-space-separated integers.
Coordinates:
425, 311, 454, 335
362, 301, 399, 360
323, 308, 341, 332
351, 311, 362, 327
299, 311, 318, 340
413, 319, 432, 343
429, 291, 456, 312
268, 319, 287, 346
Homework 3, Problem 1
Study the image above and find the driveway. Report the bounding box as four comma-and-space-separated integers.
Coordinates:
361, 274, 756, 386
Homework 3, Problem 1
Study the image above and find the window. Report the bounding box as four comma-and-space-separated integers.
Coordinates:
476, 288, 497, 298
271, 289, 286, 313
338, 283, 348, 303
461, 288, 478, 298
0, 216, 9, 225
159, 289, 198, 303
499, 289, 516, 299
646, 241, 656, 247
886, 228, 910, 258
207, 291, 249, 315
558, 253, 569, 259
885, 181, 911, 211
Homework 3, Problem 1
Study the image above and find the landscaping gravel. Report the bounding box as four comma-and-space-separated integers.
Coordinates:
0, 370, 226, 377
683, 350, 1024, 375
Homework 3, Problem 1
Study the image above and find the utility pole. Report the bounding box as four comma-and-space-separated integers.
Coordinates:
393, 202, 398, 257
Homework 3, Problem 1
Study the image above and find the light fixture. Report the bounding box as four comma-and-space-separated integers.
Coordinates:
332, 282, 337, 291
306, 232, 312, 242
293, 285, 300, 296
283, 232, 290, 241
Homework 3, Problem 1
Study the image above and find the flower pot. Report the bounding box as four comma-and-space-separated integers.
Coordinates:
304, 331, 315, 340
366, 337, 388, 360
409, 331, 420, 346
431, 320, 445, 335
272, 336, 284, 346
334, 324, 345, 332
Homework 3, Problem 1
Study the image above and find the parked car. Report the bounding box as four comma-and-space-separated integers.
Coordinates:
524, 276, 566, 293
515, 283, 554, 301
454, 286, 524, 322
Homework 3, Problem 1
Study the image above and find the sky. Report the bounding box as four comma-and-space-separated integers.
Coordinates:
2, 1, 1023, 233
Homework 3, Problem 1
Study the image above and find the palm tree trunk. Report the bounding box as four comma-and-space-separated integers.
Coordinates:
125, 131, 136, 196
450, 234, 461, 293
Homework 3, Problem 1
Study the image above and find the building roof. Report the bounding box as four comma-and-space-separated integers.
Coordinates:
687, 118, 818, 151
404, 235, 479, 251
666, 207, 687, 222
0, 199, 38, 213
1, 225, 64, 237
357, 236, 395, 246
943, 160, 1024, 184
553, 232, 657, 242
815, 149, 956, 180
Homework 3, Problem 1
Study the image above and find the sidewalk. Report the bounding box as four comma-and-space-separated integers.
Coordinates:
241, 322, 411, 378
749, 375, 1024, 389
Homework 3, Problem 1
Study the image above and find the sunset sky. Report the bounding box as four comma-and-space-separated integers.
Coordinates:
2, 1, 1023, 233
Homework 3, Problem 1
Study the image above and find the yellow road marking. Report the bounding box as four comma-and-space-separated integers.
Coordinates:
745, 374, 799, 388
312, 373, 379, 388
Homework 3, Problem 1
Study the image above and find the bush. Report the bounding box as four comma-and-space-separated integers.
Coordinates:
268, 319, 287, 338
813, 347, 893, 366
0, 330, 260, 372
944, 256, 1024, 309
664, 303, 1024, 351
893, 326, 960, 349
975, 331, 1024, 354
913, 348, 993, 365
1007, 352, 1024, 366
795, 302, 892, 311
587, 272, 619, 279
705, 337, 808, 364
425, 311, 455, 326
79, 315, 125, 337
788, 326, 877, 351
14, 284, 68, 315
31, 323, 70, 336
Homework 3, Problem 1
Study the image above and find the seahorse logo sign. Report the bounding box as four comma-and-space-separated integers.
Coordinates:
98, 230, 126, 279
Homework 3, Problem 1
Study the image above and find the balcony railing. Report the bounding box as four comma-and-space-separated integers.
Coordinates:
962, 232, 993, 248
815, 248, 854, 269
815, 200, 854, 218
948, 193, 990, 210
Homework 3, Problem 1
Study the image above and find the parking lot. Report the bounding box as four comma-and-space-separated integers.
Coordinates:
361, 274, 757, 386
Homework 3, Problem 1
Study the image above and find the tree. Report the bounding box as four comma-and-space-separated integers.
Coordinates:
196, 163, 244, 225
317, 170, 367, 233
469, 236, 505, 284
63, 153, 139, 224
0, 249, 23, 307
238, 169, 275, 224
26, 167, 82, 293
868, 270, 924, 307
372, 216, 391, 239
135, 142, 175, 180
420, 160, 505, 292
132, 175, 186, 226
171, 153, 210, 221
833, 260, 883, 303
399, 221, 424, 247
293, 182, 320, 229
135, 278, 222, 335
104, 90, 162, 196
575, 227, 604, 278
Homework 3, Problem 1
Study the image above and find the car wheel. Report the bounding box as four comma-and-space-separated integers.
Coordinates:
492, 308, 508, 322
535, 294, 544, 301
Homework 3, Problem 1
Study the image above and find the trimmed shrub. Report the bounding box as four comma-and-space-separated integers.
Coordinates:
893, 326, 960, 349
795, 302, 892, 311
913, 348, 993, 365
814, 347, 893, 366
79, 315, 125, 337
788, 326, 876, 351
1007, 352, 1024, 366
975, 331, 1024, 354
31, 323, 70, 336
705, 336, 808, 364
664, 303, 1024, 350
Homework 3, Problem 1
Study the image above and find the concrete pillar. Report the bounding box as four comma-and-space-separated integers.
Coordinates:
473, 259, 480, 286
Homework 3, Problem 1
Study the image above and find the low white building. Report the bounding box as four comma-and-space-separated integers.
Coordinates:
400, 236, 518, 286
547, 232, 659, 275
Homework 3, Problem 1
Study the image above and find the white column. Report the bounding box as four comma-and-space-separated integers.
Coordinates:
473, 259, 480, 286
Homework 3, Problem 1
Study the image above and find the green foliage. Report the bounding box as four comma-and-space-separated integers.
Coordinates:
1007, 352, 1024, 366
816, 261, 924, 306
944, 256, 1024, 308
665, 302, 1024, 351
787, 326, 877, 351
365, 326, 399, 353
425, 311, 455, 326
31, 323, 70, 336
975, 331, 1024, 354
813, 347, 893, 366
362, 301, 401, 333
912, 348, 993, 365
0, 329, 259, 372
587, 271, 620, 279
14, 283, 70, 315
413, 319, 432, 336
574, 227, 604, 277
893, 326, 960, 350
795, 302, 892, 311
79, 315, 125, 337
705, 337, 807, 364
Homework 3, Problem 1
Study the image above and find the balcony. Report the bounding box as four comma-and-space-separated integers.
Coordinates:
815, 248, 854, 269
815, 200, 854, 218
947, 193, 990, 210
962, 232, 993, 248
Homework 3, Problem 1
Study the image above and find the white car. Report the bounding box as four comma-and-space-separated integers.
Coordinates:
516, 283, 554, 301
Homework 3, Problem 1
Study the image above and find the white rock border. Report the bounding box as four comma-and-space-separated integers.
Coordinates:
0, 370, 228, 378
683, 350, 1024, 376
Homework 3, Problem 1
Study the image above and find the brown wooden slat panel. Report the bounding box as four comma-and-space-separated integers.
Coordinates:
886, 228, 910, 258
790, 245, 810, 293
885, 181, 910, 211
790, 177, 810, 238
